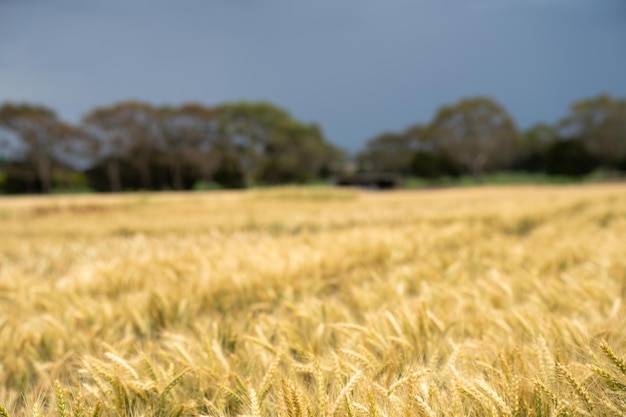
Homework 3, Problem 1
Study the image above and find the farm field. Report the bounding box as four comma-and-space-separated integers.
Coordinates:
0, 185, 625, 417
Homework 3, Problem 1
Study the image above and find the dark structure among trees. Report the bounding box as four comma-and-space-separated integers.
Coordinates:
334, 173, 403, 189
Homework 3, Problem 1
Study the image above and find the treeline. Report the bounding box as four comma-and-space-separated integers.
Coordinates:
0, 101, 342, 193
357, 94, 626, 183
0, 101, 344, 193
1, 94, 626, 194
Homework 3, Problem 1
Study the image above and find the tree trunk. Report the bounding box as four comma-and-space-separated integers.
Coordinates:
470, 161, 484, 184
171, 159, 184, 190
471, 153, 488, 184
138, 159, 152, 190
36, 155, 52, 193
106, 158, 122, 192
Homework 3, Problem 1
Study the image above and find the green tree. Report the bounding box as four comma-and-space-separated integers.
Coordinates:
261, 121, 330, 183
409, 151, 462, 179
428, 96, 517, 182
511, 123, 558, 172
215, 102, 293, 186
544, 139, 599, 177
83, 101, 159, 191
357, 131, 416, 174
215, 101, 339, 186
0, 103, 75, 193
560, 94, 626, 169
357, 124, 446, 176
158, 103, 220, 190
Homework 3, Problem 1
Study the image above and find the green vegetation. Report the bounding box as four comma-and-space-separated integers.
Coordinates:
403, 171, 621, 188
357, 94, 626, 184
0, 101, 345, 194
2, 93, 625, 194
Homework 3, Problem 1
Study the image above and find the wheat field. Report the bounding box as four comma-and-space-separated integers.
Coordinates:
0, 185, 625, 417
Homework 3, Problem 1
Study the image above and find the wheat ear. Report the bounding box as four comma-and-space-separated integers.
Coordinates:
414, 395, 436, 417
387, 369, 428, 396
0, 402, 11, 417
91, 401, 102, 417
313, 358, 328, 415
259, 354, 281, 401
31, 403, 42, 417
249, 387, 262, 417
588, 365, 626, 390
555, 362, 593, 411
331, 370, 362, 416
600, 340, 626, 375
282, 380, 304, 417
54, 381, 68, 417
104, 351, 139, 379
160, 368, 190, 400
367, 389, 379, 417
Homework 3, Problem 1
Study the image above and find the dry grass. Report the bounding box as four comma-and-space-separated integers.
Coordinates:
0, 184, 625, 416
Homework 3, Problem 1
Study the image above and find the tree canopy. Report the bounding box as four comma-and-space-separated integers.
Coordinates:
0, 100, 341, 193
427, 97, 518, 182
559, 94, 626, 169
0, 103, 90, 193
1, 93, 626, 194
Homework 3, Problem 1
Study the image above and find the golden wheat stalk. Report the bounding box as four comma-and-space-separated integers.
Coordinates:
474, 379, 511, 417
387, 369, 429, 396
555, 362, 593, 411
414, 395, 436, 417
313, 358, 328, 415
160, 368, 190, 398
588, 365, 626, 390
0, 402, 11, 417
249, 387, 261, 417
600, 340, 626, 375
259, 354, 282, 401
31, 403, 41, 417
331, 370, 363, 416
366, 389, 379, 417
455, 380, 499, 417
104, 351, 139, 379
54, 381, 68, 417
282, 380, 305, 417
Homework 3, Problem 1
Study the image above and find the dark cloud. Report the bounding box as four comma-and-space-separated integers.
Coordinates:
1, 0, 625, 150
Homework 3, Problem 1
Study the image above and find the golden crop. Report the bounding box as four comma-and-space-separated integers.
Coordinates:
0, 185, 625, 416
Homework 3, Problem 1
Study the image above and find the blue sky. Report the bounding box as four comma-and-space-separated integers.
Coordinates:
1, 0, 625, 151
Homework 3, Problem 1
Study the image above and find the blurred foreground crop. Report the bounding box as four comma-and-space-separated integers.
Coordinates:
0, 185, 625, 416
